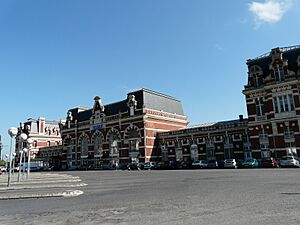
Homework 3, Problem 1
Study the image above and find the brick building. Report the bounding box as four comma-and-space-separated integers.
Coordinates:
60, 88, 188, 169
243, 46, 300, 159
157, 116, 250, 162
15, 117, 62, 160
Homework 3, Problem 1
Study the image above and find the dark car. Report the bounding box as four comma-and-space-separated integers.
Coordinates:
116, 163, 128, 170
207, 160, 219, 169
174, 161, 192, 169
217, 160, 224, 168
156, 162, 171, 170
261, 158, 279, 168
127, 163, 139, 170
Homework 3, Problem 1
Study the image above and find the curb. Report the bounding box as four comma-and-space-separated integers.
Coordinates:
0, 190, 84, 200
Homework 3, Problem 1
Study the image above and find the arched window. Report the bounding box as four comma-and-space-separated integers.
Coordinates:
94, 135, 103, 157
81, 136, 89, 158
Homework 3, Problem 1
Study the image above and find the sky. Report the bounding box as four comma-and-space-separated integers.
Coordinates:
0, 0, 299, 157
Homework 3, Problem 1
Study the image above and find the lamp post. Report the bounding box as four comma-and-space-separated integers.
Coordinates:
17, 150, 23, 182
26, 138, 33, 179
22, 148, 28, 176
5, 154, 8, 172
7, 127, 18, 188
12, 153, 16, 174
17, 133, 27, 182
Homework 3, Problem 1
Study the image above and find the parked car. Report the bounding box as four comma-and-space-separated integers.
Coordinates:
143, 162, 157, 170
207, 160, 219, 169
127, 163, 139, 170
217, 160, 225, 168
173, 161, 192, 169
116, 163, 128, 170
224, 159, 238, 168
241, 158, 259, 168
1, 167, 7, 173
156, 162, 172, 170
192, 160, 208, 169
261, 158, 279, 168
137, 162, 145, 170
280, 156, 300, 168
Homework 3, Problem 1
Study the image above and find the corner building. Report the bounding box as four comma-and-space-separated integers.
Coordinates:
243, 46, 300, 159
15, 117, 62, 160
60, 89, 188, 169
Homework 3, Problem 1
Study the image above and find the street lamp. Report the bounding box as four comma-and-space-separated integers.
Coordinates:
7, 127, 18, 188
17, 133, 27, 182
22, 148, 28, 176
5, 154, 8, 171
26, 138, 34, 179
12, 152, 16, 174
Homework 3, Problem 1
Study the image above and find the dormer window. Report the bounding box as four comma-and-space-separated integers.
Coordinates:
249, 65, 263, 87
274, 65, 284, 82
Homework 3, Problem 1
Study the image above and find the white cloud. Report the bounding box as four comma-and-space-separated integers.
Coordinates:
249, 0, 293, 25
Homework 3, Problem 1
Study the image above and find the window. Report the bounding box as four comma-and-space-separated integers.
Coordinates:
274, 65, 284, 82
255, 98, 265, 116
245, 151, 252, 160
273, 94, 295, 113
94, 135, 103, 157
253, 74, 263, 87
285, 142, 295, 148
81, 137, 89, 158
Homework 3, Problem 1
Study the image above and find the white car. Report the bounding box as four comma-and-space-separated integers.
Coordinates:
143, 162, 157, 170
224, 159, 238, 168
192, 160, 208, 168
280, 156, 300, 168
0, 167, 6, 173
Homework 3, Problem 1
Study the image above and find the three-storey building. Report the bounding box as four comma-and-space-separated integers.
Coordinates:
243, 46, 300, 159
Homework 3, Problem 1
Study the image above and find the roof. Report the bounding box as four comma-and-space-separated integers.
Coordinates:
68, 88, 185, 122
185, 119, 248, 129
246, 45, 300, 75
247, 45, 300, 63
159, 118, 248, 136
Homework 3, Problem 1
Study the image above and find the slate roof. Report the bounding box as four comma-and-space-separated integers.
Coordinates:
68, 88, 185, 122
246, 45, 300, 76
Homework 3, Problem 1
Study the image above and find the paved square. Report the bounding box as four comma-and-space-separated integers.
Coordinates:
1, 169, 300, 225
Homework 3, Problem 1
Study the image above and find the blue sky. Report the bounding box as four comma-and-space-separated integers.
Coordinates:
0, 0, 299, 156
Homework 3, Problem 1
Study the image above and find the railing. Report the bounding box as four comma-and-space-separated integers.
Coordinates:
284, 131, 295, 140
259, 134, 269, 143
256, 115, 266, 121
275, 111, 296, 119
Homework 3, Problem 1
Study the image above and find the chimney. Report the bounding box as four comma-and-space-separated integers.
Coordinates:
239, 115, 244, 122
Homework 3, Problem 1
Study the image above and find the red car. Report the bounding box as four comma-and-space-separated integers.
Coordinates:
261, 157, 279, 168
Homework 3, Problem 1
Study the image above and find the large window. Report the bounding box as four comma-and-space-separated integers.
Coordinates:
81, 136, 89, 158
94, 135, 103, 157
273, 94, 295, 113
255, 98, 265, 116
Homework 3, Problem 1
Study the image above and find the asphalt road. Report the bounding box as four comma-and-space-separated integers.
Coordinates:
1, 169, 300, 225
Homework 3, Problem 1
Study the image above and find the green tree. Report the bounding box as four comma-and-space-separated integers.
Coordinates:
0, 160, 6, 166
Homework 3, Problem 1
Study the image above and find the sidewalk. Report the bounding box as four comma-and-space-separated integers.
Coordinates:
0, 172, 85, 200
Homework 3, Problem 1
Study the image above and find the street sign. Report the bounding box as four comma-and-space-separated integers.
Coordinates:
90, 124, 102, 131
